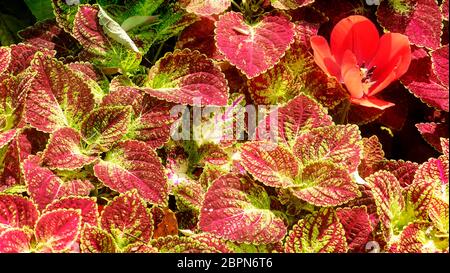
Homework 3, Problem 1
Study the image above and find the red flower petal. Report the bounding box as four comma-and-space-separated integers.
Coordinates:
350, 96, 395, 110
310, 36, 341, 79
369, 33, 411, 95
341, 50, 364, 99
330, 15, 379, 66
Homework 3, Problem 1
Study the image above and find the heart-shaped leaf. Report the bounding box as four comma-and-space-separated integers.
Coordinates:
359, 136, 385, 178
44, 197, 99, 227
240, 141, 299, 188
374, 160, 419, 188
0, 194, 38, 233
336, 207, 373, 252
215, 12, 295, 78
293, 125, 362, 172
80, 224, 117, 253
284, 208, 348, 253
366, 171, 404, 241
290, 161, 360, 206
143, 49, 228, 106
102, 87, 176, 149
93, 140, 168, 205
255, 94, 333, 146
0, 228, 32, 253
42, 127, 97, 170
199, 174, 287, 244
23, 155, 65, 211
73, 5, 109, 55
100, 191, 153, 248
81, 106, 132, 154
34, 209, 82, 252
25, 53, 95, 133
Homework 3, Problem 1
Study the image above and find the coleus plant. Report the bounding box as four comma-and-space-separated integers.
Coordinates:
0, 0, 448, 253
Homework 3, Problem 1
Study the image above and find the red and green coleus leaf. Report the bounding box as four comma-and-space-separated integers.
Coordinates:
415, 156, 449, 187
121, 242, 158, 253
240, 141, 299, 188
7, 43, 52, 75
428, 198, 449, 234
374, 160, 419, 188
289, 161, 360, 207
441, 138, 449, 159
23, 155, 93, 210
405, 179, 436, 220
271, 0, 315, 10
72, 4, 109, 56
199, 174, 287, 244
416, 122, 449, 152
0, 47, 10, 74
431, 45, 449, 88
142, 49, 228, 106
42, 127, 97, 170
52, 0, 83, 34
0, 194, 38, 233
184, 0, 231, 16
240, 142, 359, 206
442, 0, 449, 20
0, 130, 18, 150
18, 19, 80, 57
359, 136, 385, 178
80, 224, 117, 253
336, 206, 373, 253
366, 171, 407, 241
80, 106, 132, 154
93, 140, 168, 205
293, 124, 362, 173
215, 12, 295, 78
44, 197, 99, 228
25, 53, 95, 133
1, 128, 49, 190
394, 222, 448, 253
176, 17, 224, 60
192, 233, 233, 253
100, 191, 153, 249
246, 43, 310, 105
151, 235, 220, 253
255, 94, 333, 146
401, 47, 448, 111
414, 156, 449, 203
0, 228, 33, 253
0, 74, 31, 134
172, 180, 205, 213
72, 5, 141, 73
246, 29, 346, 106
284, 208, 348, 253
34, 209, 82, 252
225, 241, 284, 253
102, 88, 177, 149
376, 0, 442, 50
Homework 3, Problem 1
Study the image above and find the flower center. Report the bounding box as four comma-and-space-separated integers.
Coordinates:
360, 64, 377, 94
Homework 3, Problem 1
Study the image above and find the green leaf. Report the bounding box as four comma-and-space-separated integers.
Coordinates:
24, 0, 55, 21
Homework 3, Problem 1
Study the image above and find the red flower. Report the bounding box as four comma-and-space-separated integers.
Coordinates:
310, 15, 411, 110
